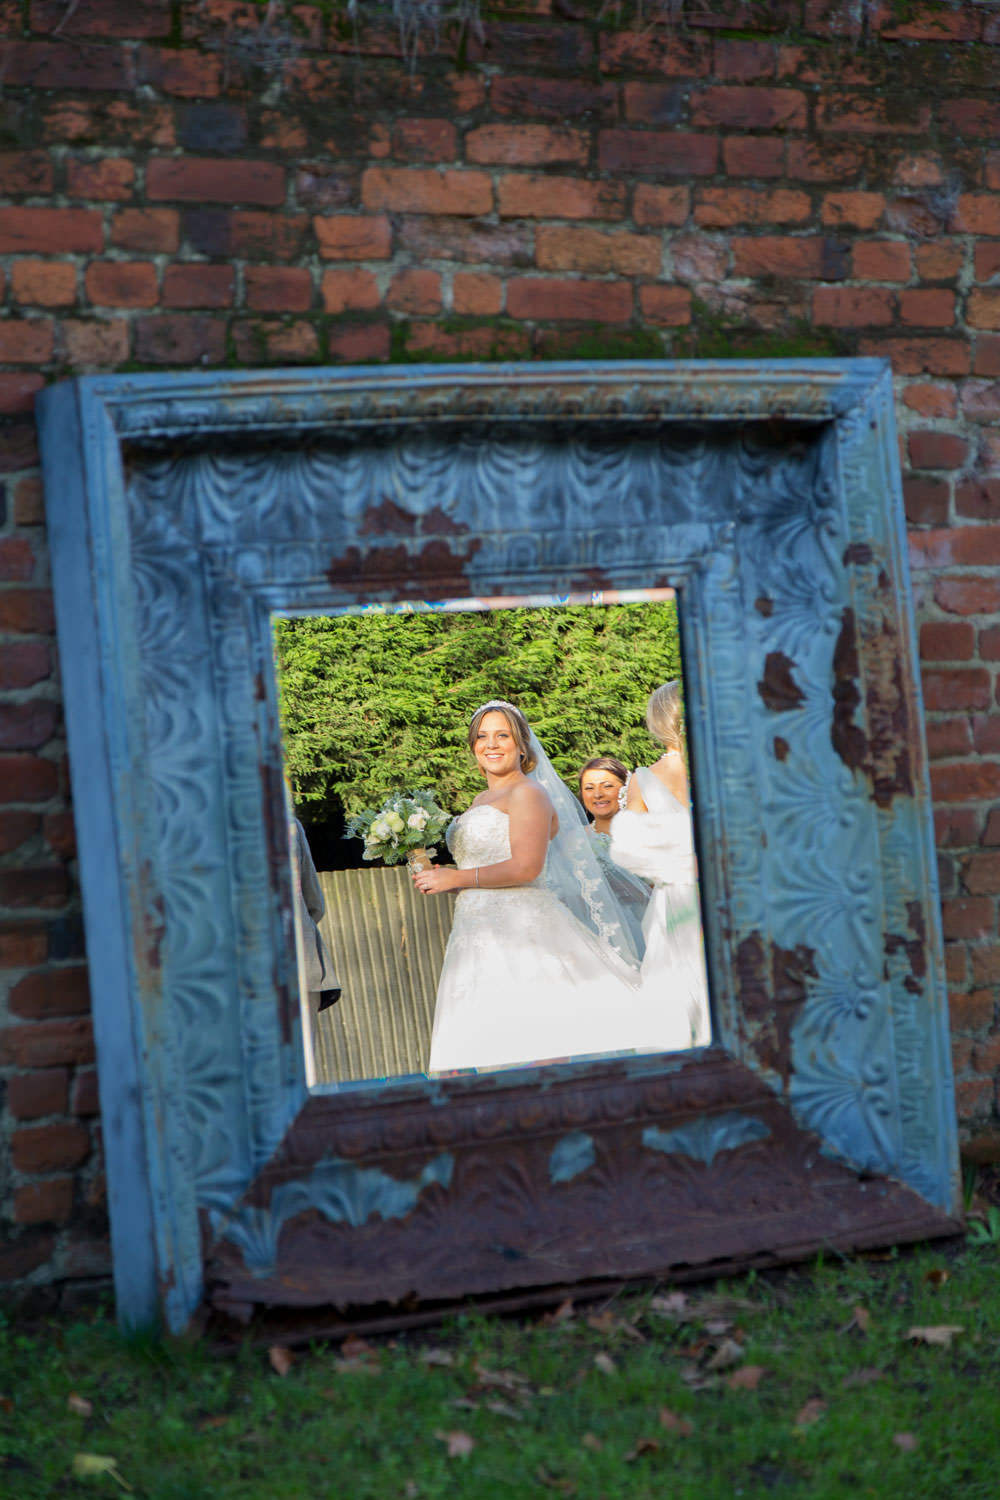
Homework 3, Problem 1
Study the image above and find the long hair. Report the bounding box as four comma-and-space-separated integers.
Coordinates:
646, 681, 684, 752
467, 700, 537, 774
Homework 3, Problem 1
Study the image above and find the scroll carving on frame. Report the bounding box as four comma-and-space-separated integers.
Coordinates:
38, 360, 960, 1335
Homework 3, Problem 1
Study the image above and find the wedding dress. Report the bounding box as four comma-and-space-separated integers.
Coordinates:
427, 803, 689, 1073
609, 767, 711, 1048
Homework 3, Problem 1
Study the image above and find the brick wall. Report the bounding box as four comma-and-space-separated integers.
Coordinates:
2, 0, 1000, 1300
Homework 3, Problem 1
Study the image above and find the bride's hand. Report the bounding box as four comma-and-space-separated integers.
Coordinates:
412, 865, 458, 895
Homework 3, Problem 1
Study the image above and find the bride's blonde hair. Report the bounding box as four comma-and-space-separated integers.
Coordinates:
468, 700, 537, 774
646, 681, 685, 753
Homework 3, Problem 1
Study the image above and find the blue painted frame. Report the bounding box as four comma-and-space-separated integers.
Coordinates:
37, 360, 959, 1332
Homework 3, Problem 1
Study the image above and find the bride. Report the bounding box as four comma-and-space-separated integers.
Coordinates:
412, 700, 693, 1073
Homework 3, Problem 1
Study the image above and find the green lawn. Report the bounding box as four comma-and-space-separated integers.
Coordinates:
3, 1239, 1000, 1500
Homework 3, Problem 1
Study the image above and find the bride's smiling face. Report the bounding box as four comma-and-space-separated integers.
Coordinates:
474, 711, 522, 779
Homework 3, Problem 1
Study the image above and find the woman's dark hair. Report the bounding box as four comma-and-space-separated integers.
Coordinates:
577, 755, 629, 793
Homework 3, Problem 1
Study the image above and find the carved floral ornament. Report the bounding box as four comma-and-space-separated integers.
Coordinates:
38, 360, 959, 1336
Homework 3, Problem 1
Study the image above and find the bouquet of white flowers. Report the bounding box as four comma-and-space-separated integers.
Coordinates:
345, 789, 451, 871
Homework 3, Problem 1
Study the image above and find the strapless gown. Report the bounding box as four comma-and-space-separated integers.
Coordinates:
427, 804, 693, 1073
609, 767, 711, 1048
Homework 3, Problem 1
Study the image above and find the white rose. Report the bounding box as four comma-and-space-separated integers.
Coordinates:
407, 810, 428, 830
370, 819, 391, 841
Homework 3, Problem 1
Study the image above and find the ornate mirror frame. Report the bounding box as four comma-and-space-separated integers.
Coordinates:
38, 360, 960, 1336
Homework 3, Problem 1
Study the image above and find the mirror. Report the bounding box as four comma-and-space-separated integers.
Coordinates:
275, 592, 711, 1087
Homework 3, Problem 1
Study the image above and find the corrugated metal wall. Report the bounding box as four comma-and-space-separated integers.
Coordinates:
311, 868, 457, 1082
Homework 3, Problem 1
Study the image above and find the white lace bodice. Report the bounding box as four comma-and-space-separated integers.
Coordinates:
447, 803, 516, 868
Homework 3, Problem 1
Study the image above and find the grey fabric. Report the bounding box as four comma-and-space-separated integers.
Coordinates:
291, 819, 338, 994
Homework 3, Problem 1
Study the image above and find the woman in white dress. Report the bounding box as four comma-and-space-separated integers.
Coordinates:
610, 682, 712, 1048
413, 700, 691, 1073
577, 755, 652, 960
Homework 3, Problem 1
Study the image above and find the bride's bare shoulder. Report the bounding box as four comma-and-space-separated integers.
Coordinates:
507, 778, 552, 816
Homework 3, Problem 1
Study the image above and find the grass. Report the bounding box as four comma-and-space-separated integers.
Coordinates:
3, 1240, 1000, 1499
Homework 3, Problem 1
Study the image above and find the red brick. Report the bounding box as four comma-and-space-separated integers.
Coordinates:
893, 154, 946, 190
0, 866, 68, 909
638, 286, 692, 327
147, 157, 284, 206
936, 807, 980, 848
715, 39, 776, 80
41, 811, 74, 859
950, 987, 994, 1030
622, 83, 686, 125
110, 207, 179, 253
976, 245, 1000, 286
320, 269, 380, 315
974, 1035, 1000, 1076
218, 212, 306, 260
813, 286, 894, 327
988, 154, 1000, 193
314, 215, 392, 260
0, 642, 49, 690
0, 151, 53, 195
820, 191, 884, 230
786, 139, 864, 181
137, 45, 221, 98
536, 225, 660, 276
0, 1018, 95, 1069
951, 195, 1000, 236
941, 100, 1000, 137
926, 719, 971, 759
13, 1180, 74, 1226
907, 430, 966, 469
161, 264, 234, 309
884, 5, 979, 41
632, 184, 690, 228
969, 291, 1000, 332
858, 338, 970, 376
11, 1122, 91, 1173
399, 216, 533, 264
0, 810, 39, 855
0, 588, 54, 633
507, 278, 632, 322
598, 130, 717, 178
981, 625, 1000, 661
62, 319, 128, 367
498, 175, 623, 222
952, 1037, 974, 1073
14, 476, 45, 525
406, 322, 531, 361
694, 186, 809, 227
922, 666, 991, 710
920, 621, 974, 661
232, 320, 319, 363
905, 291, 958, 331
244, 266, 310, 312
942, 897, 994, 940
0, 321, 53, 365
361, 168, 492, 216
71, 1068, 100, 1117
29, 0, 171, 36
294, 163, 360, 213
66, 157, 134, 201
392, 118, 457, 163
133, 315, 225, 365
7, 1069, 69, 1121
0, 754, 58, 802
0, 700, 58, 751
0, 536, 34, 582
951, 527, 1000, 566
974, 716, 1000, 756
817, 93, 930, 135
469, 21, 593, 71
848, 240, 911, 282
490, 76, 617, 121
11, 261, 76, 308
599, 30, 711, 77
961, 381, 1000, 423
84, 261, 158, 309
722, 136, 784, 177
731, 236, 845, 279
0, 374, 44, 415
968, 954, 1000, 997
934, 577, 1000, 616
452, 273, 503, 316
9, 967, 90, 1020
902, 382, 956, 419
466, 124, 588, 167
386, 269, 441, 314
327, 322, 391, 363
1, 40, 131, 91
956, 480, 1000, 520
691, 85, 806, 130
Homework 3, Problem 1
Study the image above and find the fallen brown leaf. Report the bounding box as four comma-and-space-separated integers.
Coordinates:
197, 1415, 229, 1431
581, 1432, 603, 1452
727, 1364, 767, 1391
839, 1305, 871, 1336
705, 1338, 744, 1372
659, 1406, 694, 1436
841, 1367, 885, 1389
434, 1429, 475, 1458
894, 1432, 919, 1453
593, 1351, 617, 1376
267, 1345, 294, 1377
794, 1398, 827, 1427
71, 1455, 132, 1491
544, 1298, 575, 1325
587, 1309, 618, 1335
924, 1267, 949, 1288
907, 1325, 964, 1347
67, 1392, 93, 1417
624, 1436, 660, 1461
472, 1360, 530, 1391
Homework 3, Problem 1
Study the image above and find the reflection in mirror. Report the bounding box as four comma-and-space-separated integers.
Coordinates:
274, 592, 711, 1088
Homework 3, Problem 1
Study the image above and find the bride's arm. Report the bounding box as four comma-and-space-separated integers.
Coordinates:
413, 782, 552, 894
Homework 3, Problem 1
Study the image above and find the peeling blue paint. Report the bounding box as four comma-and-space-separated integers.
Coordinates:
643, 1113, 771, 1166
549, 1132, 596, 1183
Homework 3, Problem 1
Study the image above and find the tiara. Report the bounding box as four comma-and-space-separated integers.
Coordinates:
471, 699, 520, 719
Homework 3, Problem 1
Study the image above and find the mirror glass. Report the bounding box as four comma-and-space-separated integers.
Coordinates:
273, 591, 711, 1088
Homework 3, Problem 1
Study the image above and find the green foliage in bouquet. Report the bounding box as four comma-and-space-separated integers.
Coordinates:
275, 601, 681, 823
345, 788, 452, 865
